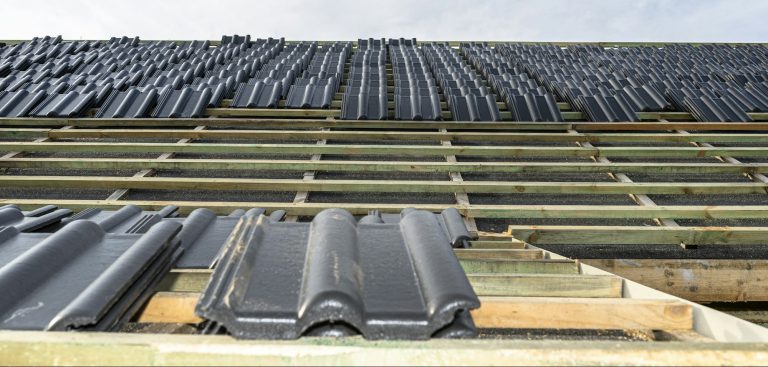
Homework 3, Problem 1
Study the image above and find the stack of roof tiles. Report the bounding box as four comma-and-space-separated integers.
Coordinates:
340, 38, 388, 120
1, 36, 768, 121
501, 43, 768, 122
0, 204, 275, 331
423, 43, 501, 121
389, 38, 442, 120
463, 43, 563, 122
285, 42, 350, 109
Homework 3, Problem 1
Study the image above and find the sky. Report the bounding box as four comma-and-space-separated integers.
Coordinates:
1, 0, 766, 42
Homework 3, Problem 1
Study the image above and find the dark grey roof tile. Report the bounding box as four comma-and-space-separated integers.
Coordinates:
0, 220, 181, 331
0, 89, 47, 117
152, 87, 211, 118
195, 208, 479, 340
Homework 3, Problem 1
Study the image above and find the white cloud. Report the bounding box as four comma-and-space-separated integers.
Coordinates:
0, 0, 765, 42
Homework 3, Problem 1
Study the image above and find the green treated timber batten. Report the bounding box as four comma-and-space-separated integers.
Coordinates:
455, 248, 543, 260
509, 225, 768, 245
3, 158, 768, 175
4, 199, 768, 219
3, 142, 768, 158
0, 128, 49, 138
5, 332, 768, 366
157, 270, 620, 297
461, 259, 579, 274
44, 129, 768, 144
6, 117, 768, 131
2, 176, 767, 195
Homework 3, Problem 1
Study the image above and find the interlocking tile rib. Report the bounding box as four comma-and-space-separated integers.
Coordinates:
196, 208, 480, 340
0, 205, 72, 232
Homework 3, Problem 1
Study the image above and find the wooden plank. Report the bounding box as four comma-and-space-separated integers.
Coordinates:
2, 331, 767, 366
508, 225, 768, 245
137, 293, 691, 330
2, 176, 767, 195
4, 199, 768, 219
468, 274, 622, 298
43, 129, 768, 144
5, 158, 768, 175
157, 270, 622, 298
584, 259, 768, 302
0, 128, 48, 138
5, 141, 768, 158
454, 248, 543, 260
8, 117, 768, 131
137, 292, 201, 324
459, 259, 579, 274
474, 297, 692, 330
469, 240, 526, 249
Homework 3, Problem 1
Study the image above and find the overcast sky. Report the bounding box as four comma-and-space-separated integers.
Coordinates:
2, 0, 766, 42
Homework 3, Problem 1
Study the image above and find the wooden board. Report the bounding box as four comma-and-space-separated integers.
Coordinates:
584, 259, 768, 302
157, 270, 623, 298
137, 293, 692, 331
2, 176, 767, 195
1, 330, 766, 366
508, 225, 768, 245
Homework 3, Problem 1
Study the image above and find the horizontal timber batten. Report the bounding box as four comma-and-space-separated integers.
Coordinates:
4, 117, 768, 131
14, 129, 768, 144
583, 259, 768, 302
509, 225, 768, 245
2, 331, 767, 366
3, 142, 768, 158
2, 176, 767, 194
3, 158, 768, 175
157, 269, 623, 298
137, 293, 693, 331
2, 200, 768, 219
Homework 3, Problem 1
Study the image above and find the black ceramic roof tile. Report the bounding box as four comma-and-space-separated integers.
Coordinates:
94, 87, 159, 118
684, 95, 753, 122
449, 94, 502, 121
619, 85, 672, 112
221, 35, 251, 45
340, 91, 388, 120
394, 93, 442, 120
0, 220, 182, 331
0, 205, 72, 232
231, 80, 282, 108
169, 208, 283, 269
505, 92, 563, 122
576, 94, 639, 122
195, 208, 479, 340
152, 86, 211, 118
0, 89, 47, 117
285, 79, 336, 109
29, 90, 95, 117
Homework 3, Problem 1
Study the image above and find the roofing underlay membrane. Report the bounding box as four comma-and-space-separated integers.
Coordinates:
0, 35, 766, 121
